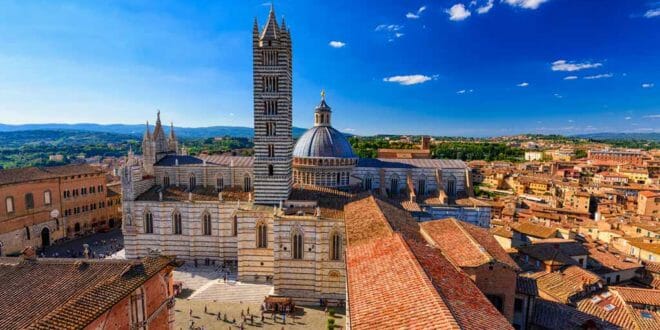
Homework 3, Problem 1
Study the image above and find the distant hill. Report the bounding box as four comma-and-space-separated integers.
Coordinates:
0, 123, 309, 139
573, 132, 660, 141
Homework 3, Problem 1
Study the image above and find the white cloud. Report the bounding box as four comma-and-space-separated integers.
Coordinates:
456, 89, 474, 94
583, 73, 613, 80
644, 8, 660, 18
477, 0, 494, 14
642, 83, 655, 88
564, 75, 578, 80
328, 41, 346, 48
446, 4, 471, 21
517, 82, 529, 87
343, 128, 356, 133
625, 116, 631, 120
383, 74, 433, 86
375, 24, 403, 32
551, 60, 602, 72
504, 0, 548, 10
395, 32, 405, 38
553, 93, 562, 98
406, 5, 427, 19
643, 114, 660, 118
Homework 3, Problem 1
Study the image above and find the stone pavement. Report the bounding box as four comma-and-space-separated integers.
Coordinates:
173, 265, 274, 304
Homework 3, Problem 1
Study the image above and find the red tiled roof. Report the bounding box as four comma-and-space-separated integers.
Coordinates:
344, 195, 512, 330
576, 288, 660, 330
0, 256, 175, 329
512, 222, 558, 239
533, 266, 602, 303
420, 218, 519, 270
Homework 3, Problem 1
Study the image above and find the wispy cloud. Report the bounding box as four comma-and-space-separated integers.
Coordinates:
504, 0, 549, 10
554, 93, 562, 98
343, 128, 356, 133
517, 82, 529, 87
477, 0, 494, 14
328, 41, 346, 48
446, 4, 471, 21
642, 83, 655, 88
644, 8, 660, 18
625, 116, 631, 120
551, 60, 602, 72
564, 76, 578, 80
375, 24, 403, 32
644, 114, 660, 118
383, 74, 434, 86
583, 73, 613, 80
406, 5, 427, 19
456, 89, 474, 94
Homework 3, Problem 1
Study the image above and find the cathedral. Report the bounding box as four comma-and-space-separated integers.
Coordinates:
121, 7, 470, 304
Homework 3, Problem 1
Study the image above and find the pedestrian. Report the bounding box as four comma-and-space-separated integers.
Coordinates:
282, 312, 286, 324
324, 306, 328, 316
261, 312, 264, 323
204, 305, 207, 314
247, 307, 250, 315
217, 312, 221, 321
189, 308, 192, 317
251, 315, 254, 325
241, 309, 244, 318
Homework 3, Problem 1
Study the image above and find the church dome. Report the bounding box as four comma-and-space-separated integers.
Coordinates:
293, 126, 356, 158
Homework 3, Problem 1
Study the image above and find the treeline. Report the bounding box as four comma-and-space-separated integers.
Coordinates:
183, 137, 253, 156
431, 142, 524, 162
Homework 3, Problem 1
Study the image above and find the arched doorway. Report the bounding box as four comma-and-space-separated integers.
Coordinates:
109, 218, 115, 228
41, 227, 50, 247
74, 223, 81, 233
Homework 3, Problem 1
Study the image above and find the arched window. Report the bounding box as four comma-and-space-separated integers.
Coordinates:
244, 175, 252, 192
216, 176, 224, 192
5, 197, 14, 214
25, 193, 34, 210
292, 231, 303, 259
202, 212, 212, 236
163, 176, 170, 186
331, 232, 342, 261
189, 174, 196, 189
364, 175, 372, 191
233, 215, 238, 236
172, 211, 182, 235
257, 223, 268, 248
144, 211, 153, 234
268, 144, 275, 157
268, 164, 274, 176
447, 175, 457, 197
130, 287, 146, 327
25, 226, 30, 240
417, 175, 426, 196
44, 190, 52, 206
390, 174, 399, 196
336, 172, 341, 185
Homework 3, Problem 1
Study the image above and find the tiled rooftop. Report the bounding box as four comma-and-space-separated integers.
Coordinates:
0, 255, 175, 329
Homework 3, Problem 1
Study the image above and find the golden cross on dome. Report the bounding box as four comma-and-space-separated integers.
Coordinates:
320, 89, 326, 100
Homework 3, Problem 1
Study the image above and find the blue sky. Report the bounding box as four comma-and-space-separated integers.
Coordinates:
0, 0, 658, 136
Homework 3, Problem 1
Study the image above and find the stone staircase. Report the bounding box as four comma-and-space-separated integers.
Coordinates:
192, 281, 274, 303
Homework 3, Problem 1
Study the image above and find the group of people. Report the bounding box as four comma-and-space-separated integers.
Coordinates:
185, 302, 297, 330
40, 237, 124, 259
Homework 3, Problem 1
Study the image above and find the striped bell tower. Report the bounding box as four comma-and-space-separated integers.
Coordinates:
252, 6, 293, 204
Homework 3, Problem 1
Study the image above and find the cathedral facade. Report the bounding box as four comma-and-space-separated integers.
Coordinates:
121, 7, 470, 304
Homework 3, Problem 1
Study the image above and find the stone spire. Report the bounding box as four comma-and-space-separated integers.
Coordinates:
260, 4, 279, 40
143, 121, 151, 140
169, 121, 176, 140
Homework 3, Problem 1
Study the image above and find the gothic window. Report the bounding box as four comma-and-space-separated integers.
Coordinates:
268, 164, 274, 176
257, 223, 267, 248
389, 174, 399, 197
202, 212, 212, 236
172, 211, 182, 235
189, 174, 196, 189
25, 226, 30, 240
336, 172, 341, 185
144, 211, 153, 234
262, 76, 279, 92
5, 197, 14, 214
25, 193, 34, 210
292, 231, 303, 260
130, 288, 146, 329
163, 176, 170, 186
264, 100, 278, 115
243, 175, 252, 192
216, 177, 224, 192
266, 122, 276, 136
417, 175, 426, 196
268, 144, 275, 157
331, 232, 342, 261
364, 175, 373, 191
447, 176, 457, 197
233, 215, 238, 236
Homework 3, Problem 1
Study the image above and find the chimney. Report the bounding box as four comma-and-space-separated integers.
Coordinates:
21, 246, 37, 261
